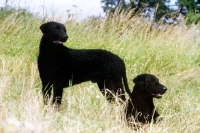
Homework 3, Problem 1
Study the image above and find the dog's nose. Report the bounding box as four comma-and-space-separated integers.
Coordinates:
163, 86, 167, 90
63, 34, 68, 40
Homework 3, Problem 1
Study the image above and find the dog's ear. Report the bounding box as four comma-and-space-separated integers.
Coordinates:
133, 74, 146, 83
40, 23, 49, 37
133, 74, 147, 90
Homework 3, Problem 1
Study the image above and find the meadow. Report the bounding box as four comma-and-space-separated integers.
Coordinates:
0, 8, 200, 133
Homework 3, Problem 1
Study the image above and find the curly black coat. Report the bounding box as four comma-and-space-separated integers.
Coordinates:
37, 22, 131, 104
125, 74, 167, 124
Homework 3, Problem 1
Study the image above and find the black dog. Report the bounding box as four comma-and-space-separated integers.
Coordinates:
125, 74, 167, 124
37, 22, 131, 105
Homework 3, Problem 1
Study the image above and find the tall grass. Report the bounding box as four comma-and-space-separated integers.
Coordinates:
0, 8, 200, 133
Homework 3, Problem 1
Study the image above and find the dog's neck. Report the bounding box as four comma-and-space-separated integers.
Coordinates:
39, 37, 65, 53
131, 87, 155, 109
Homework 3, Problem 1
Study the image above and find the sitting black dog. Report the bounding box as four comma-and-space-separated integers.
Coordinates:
125, 74, 167, 124
37, 21, 131, 105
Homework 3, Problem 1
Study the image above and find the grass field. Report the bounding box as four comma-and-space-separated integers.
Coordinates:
0, 8, 200, 133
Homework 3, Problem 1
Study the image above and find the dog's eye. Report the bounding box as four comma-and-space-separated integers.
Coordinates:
153, 81, 157, 84
54, 27, 59, 31
152, 80, 157, 84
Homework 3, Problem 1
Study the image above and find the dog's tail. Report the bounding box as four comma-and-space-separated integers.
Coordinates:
122, 67, 131, 96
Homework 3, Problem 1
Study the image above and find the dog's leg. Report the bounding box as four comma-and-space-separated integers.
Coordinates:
137, 112, 150, 123
133, 101, 152, 123
97, 80, 113, 101
137, 107, 160, 123
42, 82, 53, 105
152, 109, 160, 122
52, 83, 64, 105
97, 80, 107, 97
117, 86, 126, 102
97, 79, 105, 91
106, 79, 126, 102
98, 79, 125, 102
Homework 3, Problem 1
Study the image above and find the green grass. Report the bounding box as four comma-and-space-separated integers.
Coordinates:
0, 8, 200, 133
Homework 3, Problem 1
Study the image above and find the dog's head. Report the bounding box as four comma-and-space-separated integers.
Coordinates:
133, 74, 167, 98
40, 21, 68, 44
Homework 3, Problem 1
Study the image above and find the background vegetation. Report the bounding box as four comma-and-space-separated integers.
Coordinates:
0, 6, 200, 133
101, 0, 200, 23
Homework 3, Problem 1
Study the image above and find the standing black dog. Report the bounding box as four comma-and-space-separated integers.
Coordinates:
125, 74, 167, 124
38, 21, 131, 105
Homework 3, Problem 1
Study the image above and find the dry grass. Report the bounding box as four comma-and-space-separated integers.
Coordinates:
0, 9, 200, 133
